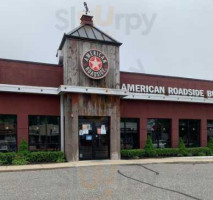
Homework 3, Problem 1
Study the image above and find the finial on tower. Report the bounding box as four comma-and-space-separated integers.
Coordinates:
81, 2, 93, 26
84, 2, 89, 15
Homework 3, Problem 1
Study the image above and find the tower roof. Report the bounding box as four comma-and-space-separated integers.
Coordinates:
58, 15, 122, 51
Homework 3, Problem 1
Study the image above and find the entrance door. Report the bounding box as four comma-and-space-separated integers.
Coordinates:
79, 116, 110, 160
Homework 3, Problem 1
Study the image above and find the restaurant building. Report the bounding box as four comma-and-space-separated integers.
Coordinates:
0, 15, 213, 161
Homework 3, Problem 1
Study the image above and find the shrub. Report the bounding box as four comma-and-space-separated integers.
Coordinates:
0, 153, 16, 165
156, 148, 179, 157
12, 154, 28, 165
144, 136, 156, 157
207, 137, 213, 151
0, 150, 65, 165
18, 139, 29, 155
121, 147, 212, 159
121, 149, 144, 159
178, 138, 187, 156
187, 147, 211, 156
27, 151, 65, 163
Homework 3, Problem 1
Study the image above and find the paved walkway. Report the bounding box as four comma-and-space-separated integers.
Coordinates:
1, 156, 213, 172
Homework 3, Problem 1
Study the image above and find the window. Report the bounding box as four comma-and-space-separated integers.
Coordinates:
147, 119, 171, 148
207, 120, 213, 141
179, 119, 200, 147
121, 118, 139, 149
29, 116, 60, 151
0, 115, 17, 152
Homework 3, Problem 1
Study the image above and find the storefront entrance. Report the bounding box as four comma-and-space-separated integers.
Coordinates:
79, 116, 110, 160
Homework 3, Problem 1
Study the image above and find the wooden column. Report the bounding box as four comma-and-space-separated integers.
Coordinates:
110, 97, 120, 159
64, 94, 79, 161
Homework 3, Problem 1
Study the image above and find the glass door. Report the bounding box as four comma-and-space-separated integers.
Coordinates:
79, 116, 110, 160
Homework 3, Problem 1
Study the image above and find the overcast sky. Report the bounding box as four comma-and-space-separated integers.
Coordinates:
0, 0, 213, 80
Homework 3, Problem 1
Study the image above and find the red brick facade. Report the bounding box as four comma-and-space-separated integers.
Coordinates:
0, 59, 213, 148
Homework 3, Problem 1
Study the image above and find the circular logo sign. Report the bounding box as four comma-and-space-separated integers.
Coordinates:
81, 49, 109, 80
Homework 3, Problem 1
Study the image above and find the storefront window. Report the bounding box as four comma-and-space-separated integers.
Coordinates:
29, 116, 60, 151
207, 120, 213, 141
147, 119, 171, 148
179, 119, 200, 147
121, 118, 139, 149
0, 115, 17, 152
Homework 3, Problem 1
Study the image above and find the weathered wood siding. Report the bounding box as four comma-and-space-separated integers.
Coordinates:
63, 39, 120, 89
62, 39, 121, 161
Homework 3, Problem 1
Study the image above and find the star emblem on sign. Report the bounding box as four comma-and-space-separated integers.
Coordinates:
81, 49, 109, 80
89, 56, 102, 71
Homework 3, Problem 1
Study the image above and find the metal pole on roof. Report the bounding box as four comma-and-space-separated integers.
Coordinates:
84, 2, 89, 15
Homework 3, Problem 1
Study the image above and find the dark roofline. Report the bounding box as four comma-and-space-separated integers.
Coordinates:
58, 34, 122, 51
0, 58, 62, 67
0, 58, 211, 83
58, 33, 66, 52
91, 25, 121, 44
121, 71, 213, 83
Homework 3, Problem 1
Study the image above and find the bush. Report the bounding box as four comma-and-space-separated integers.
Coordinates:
121, 149, 144, 159
187, 147, 211, 156
156, 148, 179, 157
27, 151, 65, 163
12, 154, 28, 165
18, 139, 29, 155
0, 150, 65, 165
0, 153, 16, 165
178, 138, 188, 156
207, 137, 213, 152
144, 136, 156, 157
121, 147, 212, 159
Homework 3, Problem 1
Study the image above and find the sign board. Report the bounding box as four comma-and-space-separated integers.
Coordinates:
81, 49, 109, 80
121, 83, 213, 99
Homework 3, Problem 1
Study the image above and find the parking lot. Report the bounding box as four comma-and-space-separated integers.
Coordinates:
0, 163, 212, 200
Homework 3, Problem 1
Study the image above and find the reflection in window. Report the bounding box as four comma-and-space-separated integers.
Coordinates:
179, 119, 200, 147
207, 120, 213, 141
147, 119, 171, 148
0, 115, 17, 152
121, 118, 139, 149
29, 116, 60, 151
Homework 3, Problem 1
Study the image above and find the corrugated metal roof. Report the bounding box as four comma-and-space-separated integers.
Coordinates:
58, 24, 122, 50
67, 24, 120, 44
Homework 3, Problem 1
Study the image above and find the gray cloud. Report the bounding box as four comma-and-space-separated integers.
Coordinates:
0, 0, 213, 80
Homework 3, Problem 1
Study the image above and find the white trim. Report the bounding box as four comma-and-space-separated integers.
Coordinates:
59, 85, 127, 96
0, 84, 58, 95
123, 93, 213, 104
0, 84, 213, 104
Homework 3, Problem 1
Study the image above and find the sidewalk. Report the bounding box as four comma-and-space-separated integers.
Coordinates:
1, 156, 213, 173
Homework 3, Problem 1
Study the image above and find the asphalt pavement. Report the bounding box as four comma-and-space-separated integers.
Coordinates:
0, 163, 212, 200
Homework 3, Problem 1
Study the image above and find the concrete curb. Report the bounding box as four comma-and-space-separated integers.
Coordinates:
1, 156, 213, 173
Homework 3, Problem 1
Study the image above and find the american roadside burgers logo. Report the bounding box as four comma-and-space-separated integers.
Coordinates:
81, 49, 109, 79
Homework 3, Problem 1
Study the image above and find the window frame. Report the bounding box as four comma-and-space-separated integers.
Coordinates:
0, 114, 17, 152
207, 120, 213, 141
179, 119, 201, 147
120, 118, 140, 150
28, 115, 61, 151
147, 118, 172, 148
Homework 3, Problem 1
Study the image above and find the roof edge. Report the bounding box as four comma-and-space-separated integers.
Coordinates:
121, 71, 213, 83
58, 34, 122, 51
0, 58, 62, 67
